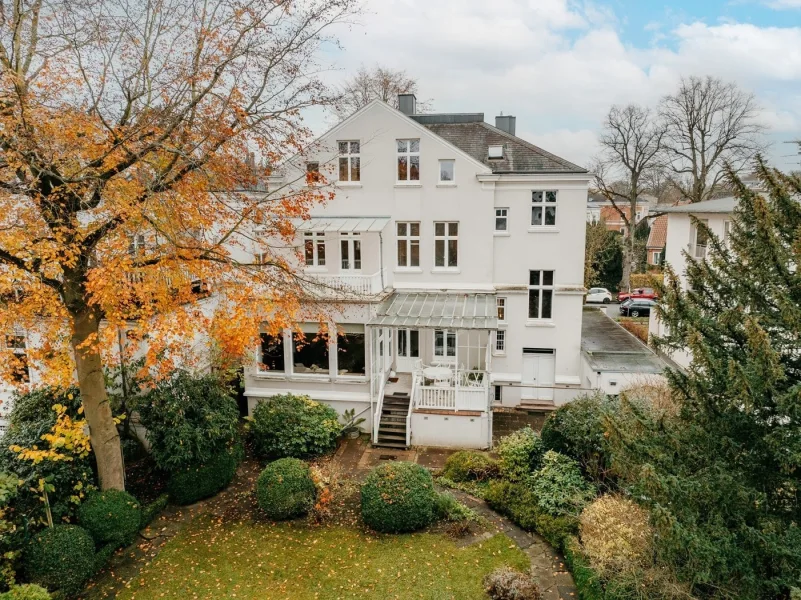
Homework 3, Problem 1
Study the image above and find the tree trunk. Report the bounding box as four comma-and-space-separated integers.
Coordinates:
71, 309, 125, 490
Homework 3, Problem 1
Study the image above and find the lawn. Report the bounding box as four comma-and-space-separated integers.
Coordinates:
117, 515, 529, 600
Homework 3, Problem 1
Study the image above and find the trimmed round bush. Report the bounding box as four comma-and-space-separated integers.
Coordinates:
496, 427, 544, 482
167, 449, 239, 505
361, 462, 436, 533
78, 489, 142, 547
256, 458, 317, 520
579, 495, 653, 576
249, 394, 341, 459
441, 451, 499, 482
22, 524, 96, 596
484, 567, 542, 600
0, 584, 51, 600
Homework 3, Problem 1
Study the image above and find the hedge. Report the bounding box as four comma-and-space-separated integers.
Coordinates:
0, 585, 51, 600
256, 458, 317, 520
441, 451, 499, 482
361, 462, 436, 533
22, 525, 96, 596
167, 449, 239, 505
78, 489, 142, 547
563, 536, 606, 600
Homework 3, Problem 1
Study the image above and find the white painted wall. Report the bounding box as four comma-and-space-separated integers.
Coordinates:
410, 412, 490, 449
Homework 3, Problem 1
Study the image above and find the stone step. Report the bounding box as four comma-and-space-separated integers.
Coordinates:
373, 440, 407, 449
379, 420, 406, 429
377, 431, 407, 442
518, 401, 557, 412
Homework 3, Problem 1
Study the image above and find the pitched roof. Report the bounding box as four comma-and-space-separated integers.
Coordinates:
660, 196, 737, 214
647, 215, 668, 249
411, 115, 586, 174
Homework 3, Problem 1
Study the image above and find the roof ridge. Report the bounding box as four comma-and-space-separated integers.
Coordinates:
479, 121, 587, 173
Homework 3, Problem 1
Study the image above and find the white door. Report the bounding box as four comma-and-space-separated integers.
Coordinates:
522, 350, 555, 401
396, 328, 420, 373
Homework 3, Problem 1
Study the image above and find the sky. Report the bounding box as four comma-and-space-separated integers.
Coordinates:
314, 0, 801, 171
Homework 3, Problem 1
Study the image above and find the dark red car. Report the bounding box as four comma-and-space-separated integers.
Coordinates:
617, 287, 658, 303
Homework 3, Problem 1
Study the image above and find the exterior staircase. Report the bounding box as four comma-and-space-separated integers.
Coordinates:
374, 392, 410, 449
518, 399, 557, 412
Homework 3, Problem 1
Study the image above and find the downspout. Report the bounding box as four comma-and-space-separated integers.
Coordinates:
378, 231, 385, 290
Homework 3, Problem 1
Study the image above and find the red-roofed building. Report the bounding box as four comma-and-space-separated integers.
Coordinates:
646, 215, 668, 266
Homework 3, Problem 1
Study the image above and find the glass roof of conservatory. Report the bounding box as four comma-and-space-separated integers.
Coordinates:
368, 292, 498, 330
294, 216, 391, 233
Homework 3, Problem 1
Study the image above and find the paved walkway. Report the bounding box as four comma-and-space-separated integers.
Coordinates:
335, 437, 578, 600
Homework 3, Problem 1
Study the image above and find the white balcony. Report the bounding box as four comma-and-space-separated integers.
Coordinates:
308, 268, 386, 297
413, 369, 490, 412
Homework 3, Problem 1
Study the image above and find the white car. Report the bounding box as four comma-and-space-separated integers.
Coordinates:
586, 287, 613, 304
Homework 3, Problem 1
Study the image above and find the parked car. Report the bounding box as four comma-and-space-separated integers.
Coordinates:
619, 298, 657, 318
586, 287, 613, 304
617, 287, 658, 303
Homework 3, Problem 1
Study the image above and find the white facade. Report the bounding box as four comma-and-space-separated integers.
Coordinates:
244, 99, 590, 449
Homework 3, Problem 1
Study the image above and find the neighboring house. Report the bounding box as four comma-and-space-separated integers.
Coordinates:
648, 196, 737, 369
586, 193, 652, 235
646, 215, 668, 267
245, 94, 591, 449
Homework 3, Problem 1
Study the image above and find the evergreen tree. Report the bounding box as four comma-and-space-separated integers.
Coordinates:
584, 221, 623, 292
610, 160, 801, 599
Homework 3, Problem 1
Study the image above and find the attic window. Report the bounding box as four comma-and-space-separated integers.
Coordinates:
488, 145, 504, 159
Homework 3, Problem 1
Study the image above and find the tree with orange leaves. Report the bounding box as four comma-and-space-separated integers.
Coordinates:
0, 0, 359, 491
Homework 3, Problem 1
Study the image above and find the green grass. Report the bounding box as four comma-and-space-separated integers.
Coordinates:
119, 516, 529, 599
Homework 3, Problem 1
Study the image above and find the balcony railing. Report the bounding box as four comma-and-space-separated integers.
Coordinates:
414, 369, 489, 412
308, 269, 385, 296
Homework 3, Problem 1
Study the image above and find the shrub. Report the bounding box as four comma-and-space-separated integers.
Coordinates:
167, 449, 239, 505
248, 394, 340, 460
484, 567, 542, 600
432, 492, 477, 522
0, 584, 51, 600
361, 462, 436, 533
540, 394, 614, 482
563, 536, 605, 600
256, 458, 317, 520
791, 589, 801, 600
22, 524, 96, 596
530, 451, 596, 517
441, 451, 499, 482
78, 489, 141, 548
136, 370, 240, 473
140, 494, 169, 528
496, 427, 543, 482
579, 495, 653, 577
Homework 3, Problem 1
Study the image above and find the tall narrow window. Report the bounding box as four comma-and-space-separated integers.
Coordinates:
260, 332, 285, 372
338, 141, 360, 182
304, 232, 326, 267
337, 325, 366, 376
496, 297, 507, 322
306, 162, 322, 184
531, 191, 557, 226
396, 222, 420, 268
495, 208, 508, 232
397, 329, 420, 358
434, 222, 458, 268
340, 233, 361, 271
439, 159, 455, 183
691, 219, 709, 259
434, 329, 456, 358
6, 335, 29, 384
528, 270, 554, 319
397, 139, 420, 182
127, 234, 146, 256
495, 330, 506, 353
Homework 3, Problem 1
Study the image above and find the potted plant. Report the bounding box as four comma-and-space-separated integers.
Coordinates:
340, 409, 366, 439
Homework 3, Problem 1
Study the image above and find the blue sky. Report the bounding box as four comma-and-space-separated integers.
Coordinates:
318, 0, 801, 170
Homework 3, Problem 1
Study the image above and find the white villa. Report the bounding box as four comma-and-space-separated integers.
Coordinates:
242, 95, 591, 449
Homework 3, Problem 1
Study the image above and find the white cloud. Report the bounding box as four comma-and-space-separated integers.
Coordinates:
320, 0, 801, 170
763, 0, 801, 9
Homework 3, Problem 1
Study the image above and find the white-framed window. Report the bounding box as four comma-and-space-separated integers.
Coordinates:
305, 161, 322, 184
127, 234, 146, 256
396, 222, 420, 268
397, 139, 420, 182
495, 330, 506, 353
495, 208, 508, 232
531, 191, 557, 226
488, 145, 503, 159
338, 141, 360, 182
439, 159, 455, 183
6, 334, 29, 384
434, 329, 456, 359
397, 328, 420, 358
691, 219, 709, 259
496, 297, 507, 322
528, 270, 554, 319
340, 232, 361, 271
653, 251, 662, 265
304, 232, 326, 267
434, 222, 458, 268
259, 332, 286, 373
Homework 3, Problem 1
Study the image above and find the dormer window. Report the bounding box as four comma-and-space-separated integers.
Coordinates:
488, 145, 504, 159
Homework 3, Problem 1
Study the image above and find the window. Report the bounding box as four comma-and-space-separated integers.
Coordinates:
260, 332, 285, 372
494, 385, 502, 402
531, 191, 557, 226
434, 329, 456, 359
439, 159, 455, 183
495, 330, 506, 353
434, 222, 458, 268
495, 208, 508, 232
724, 220, 732, 246
397, 329, 420, 358
528, 270, 554, 319
691, 219, 709, 259
488, 145, 503, 159
305, 161, 322, 184
294, 325, 329, 374
340, 233, 361, 271
127, 234, 146, 256
6, 335, 29, 384
304, 232, 326, 267
396, 222, 420, 268
337, 325, 365, 376
397, 139, 420, 182
652, 251, 662, 265
338, 141, 360, 182
496, 297, 506, 322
